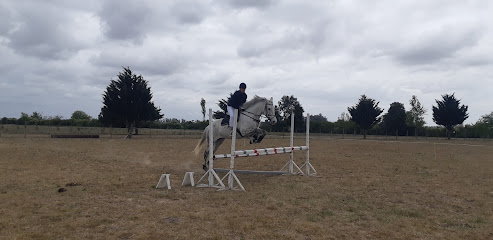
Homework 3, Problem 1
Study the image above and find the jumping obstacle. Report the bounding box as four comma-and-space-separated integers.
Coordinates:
196, 109, 227, 189
196, 108, 317, 191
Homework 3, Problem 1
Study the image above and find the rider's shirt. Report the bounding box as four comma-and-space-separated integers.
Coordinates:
228, 90, 247, 109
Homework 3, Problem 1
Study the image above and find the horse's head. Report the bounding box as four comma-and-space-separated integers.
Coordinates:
264, 97, 277, 125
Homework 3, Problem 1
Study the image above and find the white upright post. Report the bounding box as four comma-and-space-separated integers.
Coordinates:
300, 113, 317, 176
220, 109, 245, 191
208, 108, 214, 186
196, 109, 225, 188
289, 112, 295, 174
306, 114, 311, 175
280, 112, 304, 175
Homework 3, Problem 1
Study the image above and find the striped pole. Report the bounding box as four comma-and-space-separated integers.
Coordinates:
214, 146, 308, 159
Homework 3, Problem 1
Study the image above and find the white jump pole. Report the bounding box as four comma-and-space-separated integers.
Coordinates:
196, 109, 225, 188
289, 112, 294, 173
300, 113, 317, 176
280, 112, 304, 175
220, 109, 245, 191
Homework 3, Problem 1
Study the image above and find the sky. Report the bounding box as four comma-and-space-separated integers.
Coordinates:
1, 0, 492, 125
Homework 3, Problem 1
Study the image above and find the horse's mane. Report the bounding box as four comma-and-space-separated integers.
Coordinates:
241, 95, 266, 109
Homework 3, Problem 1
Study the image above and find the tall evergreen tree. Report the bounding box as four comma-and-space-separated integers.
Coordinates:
348, 95, 383, 139
99, 67, 163, 138
383, 102, 407, 138
432, 93, 468, 139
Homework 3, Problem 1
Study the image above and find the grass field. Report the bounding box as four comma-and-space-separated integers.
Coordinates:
0, 135, 492, 239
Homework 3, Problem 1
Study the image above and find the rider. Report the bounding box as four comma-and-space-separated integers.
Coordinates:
227, 83, 247, 130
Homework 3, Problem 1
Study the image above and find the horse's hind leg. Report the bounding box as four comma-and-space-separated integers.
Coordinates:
214, 138, 225, 153
203, 150, 209, 171
203, 138, 225, 171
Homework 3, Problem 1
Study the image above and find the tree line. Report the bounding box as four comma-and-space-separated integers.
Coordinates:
2, 67, 492, 139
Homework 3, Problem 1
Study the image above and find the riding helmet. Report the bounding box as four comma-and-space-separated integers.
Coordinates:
239, 83, 246, 89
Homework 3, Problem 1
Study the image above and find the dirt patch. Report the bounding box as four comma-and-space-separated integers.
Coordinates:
0, 136, 492, 239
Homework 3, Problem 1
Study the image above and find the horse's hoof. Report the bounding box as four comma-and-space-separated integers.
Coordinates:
202, 164, 207, 171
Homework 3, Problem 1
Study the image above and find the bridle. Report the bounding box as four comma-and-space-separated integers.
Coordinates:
241, 99, 276, 123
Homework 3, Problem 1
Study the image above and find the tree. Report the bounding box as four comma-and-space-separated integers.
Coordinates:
18, 112, 30, 124
278, 95, 304, 132
348, 95, 383, 139
310, 113, 328, 122
71, 110, 92, 120
200, 98, 206, 121
99, 67, 163, 138
475, 112, 493, 138
432, 93, 469, 139
383, 102, 407, 138
337, 112, 351, 137
30, 112, 43, 121
406, 95, 427, 137
478, 112, 493, 125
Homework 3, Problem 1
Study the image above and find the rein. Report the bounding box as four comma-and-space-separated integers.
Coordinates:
240, 100, 274, 123
241, 109, 262, 123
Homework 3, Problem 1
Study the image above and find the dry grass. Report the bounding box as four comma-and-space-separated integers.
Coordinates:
0, 135, 492, 239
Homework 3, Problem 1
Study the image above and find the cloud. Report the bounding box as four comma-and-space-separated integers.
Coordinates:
226, 0, 276, 9
393, 26, 481, 65
99, 1, 151, 42
1, 0, 492, 125
2, 1, 100, 60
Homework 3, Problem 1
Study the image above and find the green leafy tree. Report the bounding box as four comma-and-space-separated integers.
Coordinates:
200, 98, 206, 121
432, 93, 469, 139
71, 110, 92, 120
337, 112, 351, 137
406, 95, 427, 137
99, 67, 163, 138
478, 112, 493, 125
18, 112, 30, 124
383, 102, 407, 138
348, 95, 383, 139
278, 95, 304, 132
310, 113, 328, 122
474, 112, 493, 138
30, 112, 43, 121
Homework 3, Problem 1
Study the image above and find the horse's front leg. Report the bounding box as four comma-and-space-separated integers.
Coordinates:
250, 129, 266, 144
256, 129, 266, 143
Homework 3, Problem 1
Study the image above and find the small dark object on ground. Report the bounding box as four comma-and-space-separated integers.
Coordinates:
66, 182, 81, 187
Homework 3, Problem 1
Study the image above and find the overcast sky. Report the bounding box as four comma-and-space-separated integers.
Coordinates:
1, 0, 492, 125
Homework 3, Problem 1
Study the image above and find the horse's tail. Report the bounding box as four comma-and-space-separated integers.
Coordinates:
193, 127, 207, 157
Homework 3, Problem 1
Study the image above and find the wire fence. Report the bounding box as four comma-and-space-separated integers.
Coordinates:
0, 124, 203, 139
1, 123, 491, 143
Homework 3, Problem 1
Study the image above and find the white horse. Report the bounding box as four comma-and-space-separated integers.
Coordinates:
193, 96, 277, 170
